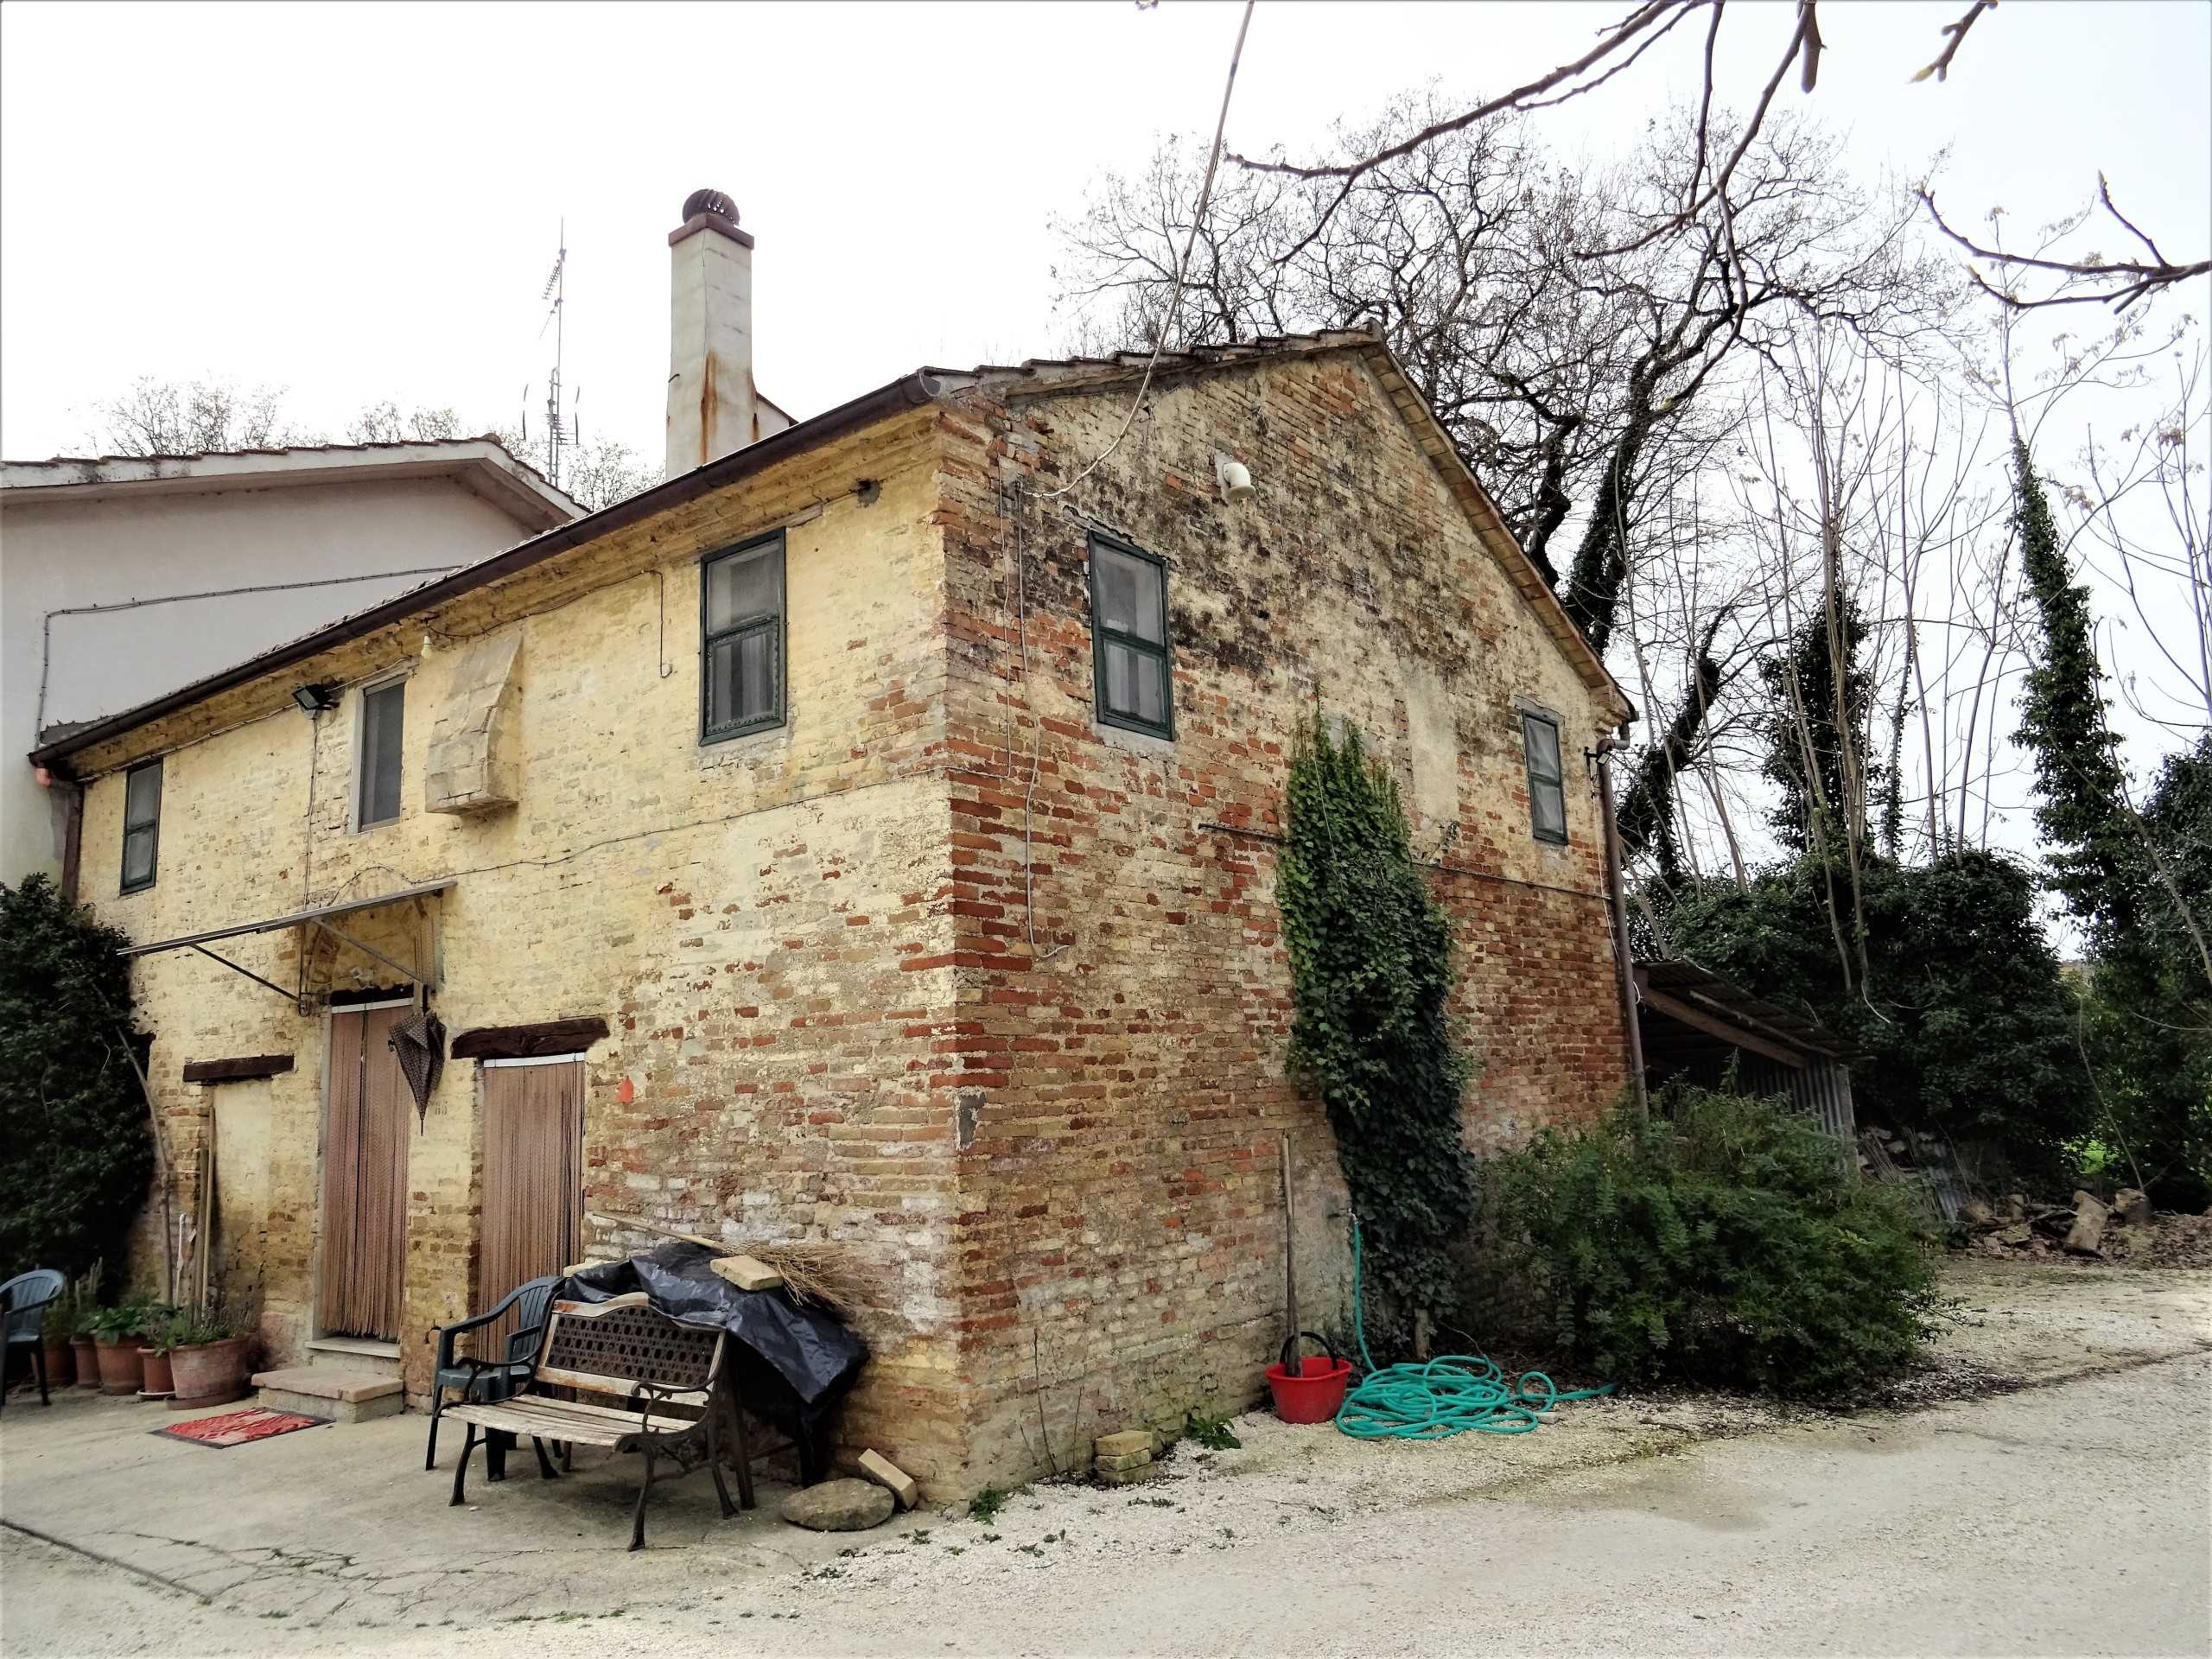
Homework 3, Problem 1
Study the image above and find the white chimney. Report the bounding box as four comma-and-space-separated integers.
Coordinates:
665, 188, 760, 479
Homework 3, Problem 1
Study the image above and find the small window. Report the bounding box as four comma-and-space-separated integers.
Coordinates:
1089, 534, 1173, 739
120, 759, 162, 893
1522, 712, 1567, 844
701, 533, 785, 742
357, 680, 406, 829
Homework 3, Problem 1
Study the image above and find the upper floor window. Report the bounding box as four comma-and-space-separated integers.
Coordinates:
357, 679, 406, 829
1522, 711, 1567, 844
1089, 533, 1173, 739
120, 758, 162, 893
701, 532, 785, 743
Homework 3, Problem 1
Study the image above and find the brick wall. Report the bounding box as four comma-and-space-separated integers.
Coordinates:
930, 350, 1629, 1491
75, 346, 1628, 1502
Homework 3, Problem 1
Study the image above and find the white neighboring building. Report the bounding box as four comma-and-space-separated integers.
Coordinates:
0, 440, 578, 888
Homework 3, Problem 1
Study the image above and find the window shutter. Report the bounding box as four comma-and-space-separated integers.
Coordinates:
120, 759, 162, 892
1522, 712, 1568, 844
1089, 536, 1173, 739
359, 682, 406, 827
701, 533, 786, 742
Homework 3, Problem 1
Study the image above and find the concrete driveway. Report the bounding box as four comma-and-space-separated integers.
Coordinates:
4, 1262, 2208, 1657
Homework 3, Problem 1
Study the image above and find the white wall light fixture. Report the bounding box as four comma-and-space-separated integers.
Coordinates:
1215, 453, 1255, 504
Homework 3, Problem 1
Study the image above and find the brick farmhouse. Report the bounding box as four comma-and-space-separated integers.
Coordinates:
35, 196, 1635, 1499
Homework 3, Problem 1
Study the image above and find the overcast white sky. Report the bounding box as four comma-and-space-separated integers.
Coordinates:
3, 1, 2207, 887
4, 1, 2205, 464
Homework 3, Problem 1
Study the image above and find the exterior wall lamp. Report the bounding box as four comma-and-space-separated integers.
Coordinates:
292, 683, 340, 715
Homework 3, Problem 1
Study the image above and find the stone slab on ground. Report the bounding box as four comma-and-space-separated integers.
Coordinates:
779, 1478, 896, 1532
2065, 1192, 2111, 1256
248, 1366, 404, 1423
856, 1448, 918, 1510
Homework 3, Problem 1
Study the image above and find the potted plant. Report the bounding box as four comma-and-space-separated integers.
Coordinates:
39, 1277, 89, 1389
167, 1294, 257, 1411
90, 1300, 149, 1395
69, 1305, 100, 1389
137, 1304, 182, 1399
66, 1267, 102, 1389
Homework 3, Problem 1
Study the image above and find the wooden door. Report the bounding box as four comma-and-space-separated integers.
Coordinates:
318, 1003, 411, 1339
479, 1058, 584, 1352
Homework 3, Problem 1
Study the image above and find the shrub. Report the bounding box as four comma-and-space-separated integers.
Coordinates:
1651, 851, 2090, 1186
1477, 1084, 1938, 1395
2076, 734, 2212, 1211
0, 874, 156, 1286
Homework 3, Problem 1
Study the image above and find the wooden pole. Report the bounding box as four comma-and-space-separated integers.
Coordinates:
1279, 1134, 1300, 1363
112, 1020, 176, 1301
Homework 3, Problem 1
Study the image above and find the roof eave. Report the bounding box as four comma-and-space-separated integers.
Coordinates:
29, 372, 944, 772
1, 441, 582, 529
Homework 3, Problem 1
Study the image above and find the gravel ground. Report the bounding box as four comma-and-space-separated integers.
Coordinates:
5, 1260, 2208, 1658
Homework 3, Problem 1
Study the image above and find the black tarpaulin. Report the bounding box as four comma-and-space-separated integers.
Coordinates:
561, 1241, 867, 1480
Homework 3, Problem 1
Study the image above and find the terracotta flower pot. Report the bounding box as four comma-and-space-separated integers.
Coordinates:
93, 1336, 144, 1396
138, 1348, 175, 1397
41, 1338, 75, 1389
168, 1337, 253, 1410
69, 1336, 99, 1389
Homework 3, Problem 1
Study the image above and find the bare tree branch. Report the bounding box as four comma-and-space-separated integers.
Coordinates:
1919, 185, 2211, 313
1911, 0, 1996, 84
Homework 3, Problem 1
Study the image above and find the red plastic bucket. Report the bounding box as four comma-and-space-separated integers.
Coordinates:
1267, 1354, 1353, 1423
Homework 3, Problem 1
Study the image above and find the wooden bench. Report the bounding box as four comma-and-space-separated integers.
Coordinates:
444, 1294, 753, 1549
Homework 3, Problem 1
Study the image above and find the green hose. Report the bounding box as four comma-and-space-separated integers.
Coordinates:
1334, 1215, 1612, 1440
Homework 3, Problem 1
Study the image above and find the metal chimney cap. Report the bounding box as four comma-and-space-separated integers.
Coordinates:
682, 189, 739, 226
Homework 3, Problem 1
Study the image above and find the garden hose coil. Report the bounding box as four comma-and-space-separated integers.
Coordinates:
1335, 1216, 1613, 1440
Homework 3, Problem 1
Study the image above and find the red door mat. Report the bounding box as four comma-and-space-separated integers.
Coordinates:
156, 1408, 326, 1448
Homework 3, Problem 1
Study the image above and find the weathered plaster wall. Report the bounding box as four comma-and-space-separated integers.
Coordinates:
79, 414, 975, 1479
930, 350, 1630, 1491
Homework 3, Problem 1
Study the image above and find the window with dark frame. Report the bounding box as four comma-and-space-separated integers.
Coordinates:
700, 532, 785, 743
357, 680, 406, 829
1522, 711, 1568, 844
120, 759, 162, 893
1089, 533, 1173, 739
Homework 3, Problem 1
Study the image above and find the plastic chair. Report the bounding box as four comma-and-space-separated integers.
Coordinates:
1, 1269, 66, 1411
423, 1274, 559, 1470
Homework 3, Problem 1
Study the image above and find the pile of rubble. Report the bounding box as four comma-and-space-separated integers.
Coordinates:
1961, 1187, 2158, 1262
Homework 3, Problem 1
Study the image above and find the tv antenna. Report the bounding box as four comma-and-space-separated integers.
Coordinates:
535, 221, 579, 487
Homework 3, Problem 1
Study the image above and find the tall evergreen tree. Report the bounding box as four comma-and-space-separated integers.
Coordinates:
2009, 436, 2134, 926
1758, 592, 1877, 855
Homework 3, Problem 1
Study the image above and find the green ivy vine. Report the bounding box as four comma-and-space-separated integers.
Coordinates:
1278, 715, 1474, 1347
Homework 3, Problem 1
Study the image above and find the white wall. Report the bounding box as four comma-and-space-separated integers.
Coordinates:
1, 474, 528, 887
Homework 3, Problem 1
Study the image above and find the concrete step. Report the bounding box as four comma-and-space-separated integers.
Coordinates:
251, 1365, 405, 1424
305, 1338, 402, 1379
